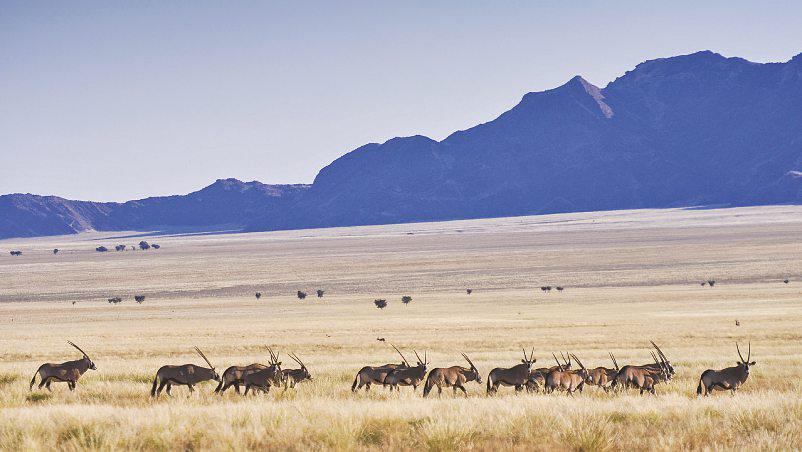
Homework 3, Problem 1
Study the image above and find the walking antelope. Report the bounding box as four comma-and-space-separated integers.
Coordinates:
697, 342, 756, 396
150, 347, 220, 397
612, 351, 670, 394
423, 353, 482, 397
30, 341, 96, 392
242, 349, 285, 395
282, 352, 312, 389
385, 350, 428, 392
545, 353, 588, 395
526, 352, 571, 393
351, 345, 410, 392
487, 348, 536, 394
214, 348, 281, 395
585, 353, 619, 392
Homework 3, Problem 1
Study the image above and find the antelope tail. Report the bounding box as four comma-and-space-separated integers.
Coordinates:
486, 374, 493, 394
351, 373, 360, 392
696, 376, 704, 396
150, 375, 159, 397
29, 366, 40, 391
422, 373, 434, 397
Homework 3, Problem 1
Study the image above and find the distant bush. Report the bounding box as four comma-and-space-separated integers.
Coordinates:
401, 295, 412, 305
10, 250, 22, 256
316, 289, 325, 298
115, 245, 126, 251
52, 249, 59, 254
151, 244, 161, 249
108, 297, 122, 304
255, 292, 262, 300
374, 299, 387, 309
297, 291, 307, 300
466, 289, 472, 295
134, 295, 146, 303
138, 241, 150, 250
96, 246, 108, 252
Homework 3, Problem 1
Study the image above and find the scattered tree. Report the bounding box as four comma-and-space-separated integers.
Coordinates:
138, 241, 150, 250
10, 250, 22, 256
707, 280, 716, 287
466, 288, 473, 295
701, 282, 707, 286
255, 292, 262, 300
297, 291, 307, 300
783, 279, 790, 284
134, 295, 146, 303
556, 286, 564, 292
151, 244, 161, 249
316, 289, 325, 298
53, 249, 59, 255
108, 297, 122, 304
115, 245, 126, 251
401, 295, 413, 305
540, 286, 552, 292
374, 299, 388, 309
376, 337, 386, 342
96, 246, 108, 252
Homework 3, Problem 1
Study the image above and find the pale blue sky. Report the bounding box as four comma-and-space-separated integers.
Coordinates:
2, 1, 800, 201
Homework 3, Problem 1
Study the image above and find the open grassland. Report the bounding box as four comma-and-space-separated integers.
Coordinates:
1, 206, 801, 451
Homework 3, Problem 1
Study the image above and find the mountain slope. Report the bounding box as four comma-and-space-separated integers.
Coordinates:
247, 51, 802, 231
0, 180, 309, 239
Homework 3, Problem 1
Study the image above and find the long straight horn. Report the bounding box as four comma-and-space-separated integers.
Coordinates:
651, 341, 668, 362
413, 350, 423, 364
522, 348, 528, 361
552, 353, 563, 371
570, 353, 585, 370
736, 342, 746, 363
194, 346, 214, 369
609, 352, 619, 371
67, 341, 89, 358
267, 346, 277, 364
530, 347, 535, 362
392, 344, 410, 366
290, 352, 303, 367
462, 353, 476, 369
747, 341, 751, 363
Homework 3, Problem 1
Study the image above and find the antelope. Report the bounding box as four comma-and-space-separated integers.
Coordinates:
282, 352, 312, 389
487, 348, 536, 394
650, 341, 675, 378
585, 353, 619, 392
385, 350, 428, 392
697, 342, 755, 396
150, 347, 220, 397
242, 349, 285, 395
214, 347, 281, 395
30, 341, 96, 392
612, 351, 669, 394
351, 345, 409, 392
423, 353, 482, 397
526, 352, 571, 393
544, 353, 588, 395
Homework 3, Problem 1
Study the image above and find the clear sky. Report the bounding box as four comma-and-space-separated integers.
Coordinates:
2, 1, 800, 201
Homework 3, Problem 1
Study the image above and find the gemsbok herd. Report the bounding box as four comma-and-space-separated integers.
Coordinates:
28, 341, 756, 398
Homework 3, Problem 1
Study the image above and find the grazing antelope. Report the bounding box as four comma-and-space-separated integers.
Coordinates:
487, 348, 536, 394
351, 345, 409, 392
30, 341, 96, 392
150, 347, 220, 397
526, 352, 571, 393
423, 353, 482, 397
545, 353, 588, 395
282, 353, 312, 389
242, 349, 285, 395
214, 348, 280, 395
385, 350, 428, 392
697, 342, 756, 396
585, 353, 620, 392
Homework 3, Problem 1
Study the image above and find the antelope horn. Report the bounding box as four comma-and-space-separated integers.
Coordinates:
462, 353, 476, 369
530, 347, 535, 362
289, 352, 303, 367
267, 346, 277, 363
522, 348, 528, 361
413, 349, 423, 364
651, 341, 668, 362
552, 353, 563, 371
570, 353, 585, 370
194, 346, 214, 369
736, 342, 746, 363
67, 341, 89, 358
609, 352, 619, 370
747, 341, 751, 363
392, 344, 410, 366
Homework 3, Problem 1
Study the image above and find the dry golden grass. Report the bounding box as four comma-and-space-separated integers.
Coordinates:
1, 206, 801, 450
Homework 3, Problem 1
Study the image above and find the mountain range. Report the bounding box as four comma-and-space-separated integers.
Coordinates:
2, 50, 801, 240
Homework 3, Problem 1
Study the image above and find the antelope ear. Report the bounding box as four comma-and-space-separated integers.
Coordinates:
521, 359, 527, 364
750, 361, 756, 365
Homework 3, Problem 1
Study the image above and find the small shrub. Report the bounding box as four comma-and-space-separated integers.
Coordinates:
138, 241, 150, 250
374, 299, 387, 309
297, 291, 307, 300
96, 246, 108, 252
255, 292, 262, 300
401, 295, 412, 305
317, 289, 325, 298
466, 288, 472, 295
134, 295, 145, 303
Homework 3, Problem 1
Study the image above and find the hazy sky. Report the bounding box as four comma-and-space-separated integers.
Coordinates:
2, 1, 801, 201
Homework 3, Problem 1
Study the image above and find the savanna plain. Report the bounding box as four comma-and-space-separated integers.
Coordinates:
1, 206, 801, 451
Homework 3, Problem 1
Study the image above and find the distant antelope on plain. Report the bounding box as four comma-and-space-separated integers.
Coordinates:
150, 347, 220, 397
423, 353, 482, 397
697, 342, 755, 396
30, 341, 96, 392
487, 348, 536, 394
